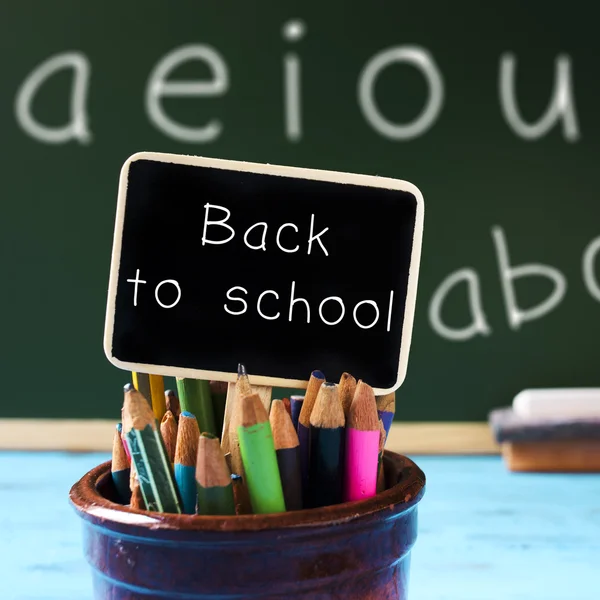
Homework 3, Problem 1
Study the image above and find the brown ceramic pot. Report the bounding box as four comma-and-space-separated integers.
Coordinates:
69, 451, 425, 600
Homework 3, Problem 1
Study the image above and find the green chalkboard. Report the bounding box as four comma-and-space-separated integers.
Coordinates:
2, 1, 599, 421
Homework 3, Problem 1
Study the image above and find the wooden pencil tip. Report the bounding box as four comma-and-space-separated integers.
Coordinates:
270, 400, 300, 449
310, 383, 345, 428
240, 393, 268, 427
312, 369, 325, 380
197, 433, 231, 487
376, 391, 396, 412
349, 381, 379, 431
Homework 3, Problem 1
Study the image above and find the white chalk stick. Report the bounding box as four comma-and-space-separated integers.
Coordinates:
513, 389, 600, 420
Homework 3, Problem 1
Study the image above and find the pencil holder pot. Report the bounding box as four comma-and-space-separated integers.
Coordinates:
70, 450, 425, 600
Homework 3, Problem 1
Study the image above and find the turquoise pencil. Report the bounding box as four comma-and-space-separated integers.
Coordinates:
174, 411, 200, 514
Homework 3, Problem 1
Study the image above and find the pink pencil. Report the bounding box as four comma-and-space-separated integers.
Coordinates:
344, 381, 380, 502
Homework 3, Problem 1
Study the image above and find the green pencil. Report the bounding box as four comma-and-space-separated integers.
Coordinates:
176, 378, 216, 435
196, 433, 235, 515
238, 393, 286, 514
122, 384, 182, 514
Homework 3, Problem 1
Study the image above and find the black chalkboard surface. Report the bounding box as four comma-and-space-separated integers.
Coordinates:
104, 153, 424, 392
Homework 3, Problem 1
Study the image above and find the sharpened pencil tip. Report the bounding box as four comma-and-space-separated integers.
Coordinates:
238, 363, 247, 376
181, 411, 194, 418
123, 383, 135, 392
116, 423, 122, 433
312, 370, 325, 379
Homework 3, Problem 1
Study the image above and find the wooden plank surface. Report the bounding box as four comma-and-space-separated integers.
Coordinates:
0, 419, 499, 454
1, 452, 598, 600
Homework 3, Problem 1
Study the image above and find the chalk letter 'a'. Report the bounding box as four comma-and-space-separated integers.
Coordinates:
358, 46, 444, 140
492, 226, 567, 329
202, 203, 235, 245
429, 268, 491, 341
146, 44, 229, 143
15, 51, 91, 144
582, 235, 600, 302
499, 53, 580, 141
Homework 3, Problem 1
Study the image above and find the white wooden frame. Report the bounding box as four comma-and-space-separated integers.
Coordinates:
104, 152, 424, 394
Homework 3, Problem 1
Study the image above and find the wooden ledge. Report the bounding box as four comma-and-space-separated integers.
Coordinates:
0, 419, 499, 454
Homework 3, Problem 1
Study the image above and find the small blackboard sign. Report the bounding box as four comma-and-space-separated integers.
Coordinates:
104, 153, 424, 392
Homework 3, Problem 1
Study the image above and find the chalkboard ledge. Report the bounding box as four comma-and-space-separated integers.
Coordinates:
0, 420, 498, 454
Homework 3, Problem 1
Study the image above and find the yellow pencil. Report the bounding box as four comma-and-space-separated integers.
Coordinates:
132, 372, 167, 422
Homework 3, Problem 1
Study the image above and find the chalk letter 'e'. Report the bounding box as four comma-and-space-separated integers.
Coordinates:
146, 44, 229, 143
492, 226, 567, 329
428, 268, 491, 341
224, 286, 248, 316
499, 53, 580, 142
202, 203, 235, 246
15, 51, 91, 144
358, 46, 444, 140
155, 280, 181, 309
582, 236, 600, 302
126, 269, 147, 307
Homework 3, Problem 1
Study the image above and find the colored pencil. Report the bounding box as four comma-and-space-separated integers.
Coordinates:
119, 412, 131, 461
339, 372, 357, 419
290, 395, 304, 430
376, 391, 396, 439
344, 381, 380, 502
176, 378, 216, 435
309, 382, 345, 507
377, 419, 387, 493
160, 410, 178, 463
221, 382, 237, 454
130, 475, 145, 510
165, 389, 181, 421
238, 393, 286, 514
282, 397, 292, 418
226, 364, 253, 513
111, 423, 131, 504
174, 411, 200, 514
270, 399, 303, 511
297, 370, 325, 500
210, 380, 228, 439
196, 433, 235, 515
122, 383, 181, 513
132, 372, 167, 422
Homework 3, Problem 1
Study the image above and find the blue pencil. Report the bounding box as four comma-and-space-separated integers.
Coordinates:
297, 370, 325, 502
290, 395, 304, 431
174, 411, 200, 514
376, 392, 396, 439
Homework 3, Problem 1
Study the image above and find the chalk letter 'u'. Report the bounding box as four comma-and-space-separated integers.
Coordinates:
499, 53, 580, 141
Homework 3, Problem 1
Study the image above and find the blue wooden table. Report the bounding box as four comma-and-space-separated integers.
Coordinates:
1, 452, 598, 599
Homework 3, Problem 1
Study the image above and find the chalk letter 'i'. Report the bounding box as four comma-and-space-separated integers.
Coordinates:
283, 19, 306, 142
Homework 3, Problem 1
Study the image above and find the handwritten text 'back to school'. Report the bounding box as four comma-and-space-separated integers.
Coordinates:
126, 204, 394, 334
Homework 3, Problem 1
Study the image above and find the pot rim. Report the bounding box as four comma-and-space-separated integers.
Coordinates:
69, 450, 425, 533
